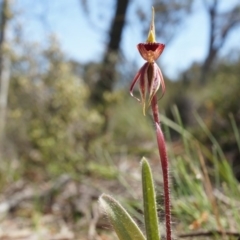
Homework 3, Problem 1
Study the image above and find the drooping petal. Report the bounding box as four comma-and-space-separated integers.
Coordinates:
157, 66, 165, 100
148, 63, 160, 105
137, 43, 165, 62
139, 63, 149, 115
130, 62, 149, 102
130, 69, 141, 102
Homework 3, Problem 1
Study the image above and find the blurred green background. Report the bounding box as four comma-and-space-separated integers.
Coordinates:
0, 0, 240, 239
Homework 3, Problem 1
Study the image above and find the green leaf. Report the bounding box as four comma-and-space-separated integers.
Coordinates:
99, 194, 146, 240
141, 158, 161, 240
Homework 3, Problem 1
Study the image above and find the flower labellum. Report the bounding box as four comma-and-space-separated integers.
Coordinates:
130, 7, 165, 115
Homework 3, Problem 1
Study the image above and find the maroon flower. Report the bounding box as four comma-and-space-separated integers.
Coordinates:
130, 8, 172, 240
129, 12, 165, 115
137, 43, 165, 63
130, 61, 165, 115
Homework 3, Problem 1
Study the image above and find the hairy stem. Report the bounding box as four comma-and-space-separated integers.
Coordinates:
151, 95, 172, 240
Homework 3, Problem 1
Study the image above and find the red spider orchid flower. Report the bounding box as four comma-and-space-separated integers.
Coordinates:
129, 8, 172, 240
130, 8, 165, 115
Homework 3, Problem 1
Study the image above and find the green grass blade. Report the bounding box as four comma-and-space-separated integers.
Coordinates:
99, 194, 146, 240
194, 111, 225, 159
229, 113, 240, 153
141, 158, 161, 240
172, 105, 191, 157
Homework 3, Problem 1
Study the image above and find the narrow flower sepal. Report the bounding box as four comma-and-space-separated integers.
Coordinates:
130, 62, 165, 115
148, 64, 165, 106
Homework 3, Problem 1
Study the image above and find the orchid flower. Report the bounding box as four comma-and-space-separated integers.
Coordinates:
130, 8, 172, 240
130, 8, 165, 115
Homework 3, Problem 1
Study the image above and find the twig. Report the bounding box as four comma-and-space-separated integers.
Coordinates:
0, 174, 71, 215
88, 202, 101, 240
213, 188, 240, 208
178, 230, 240, 238
197, 145, 222, 231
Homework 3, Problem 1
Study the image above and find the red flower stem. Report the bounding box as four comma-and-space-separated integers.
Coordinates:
151, 95, 172, 240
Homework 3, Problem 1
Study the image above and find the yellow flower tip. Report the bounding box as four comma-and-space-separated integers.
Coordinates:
146, 7, 156, 43
146, 30, 155, 43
